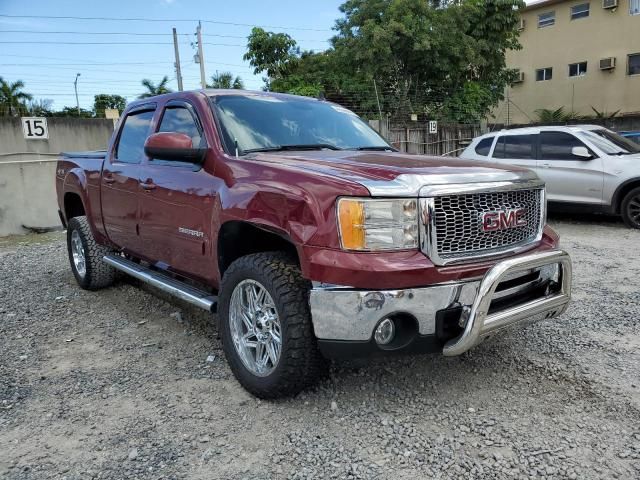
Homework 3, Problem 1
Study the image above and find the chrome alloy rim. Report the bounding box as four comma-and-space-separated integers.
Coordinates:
229, 279, 282, 377
70, 230, 86, 278
628, 194, 640, 226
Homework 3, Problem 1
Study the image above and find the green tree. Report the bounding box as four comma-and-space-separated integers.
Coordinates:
244, 28, 299, 79
138, 76, 172, 99
0, 77, 33, 116
329, 0, 524, 122
94, 94, 127, 117
28, 98, 54, 117
207, 72, 244, 89
54, 106, 94, 118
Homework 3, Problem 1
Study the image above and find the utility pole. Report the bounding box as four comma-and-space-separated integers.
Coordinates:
172, 28, 184, 91
74, 73, 81, 116
196, 21, 206, 89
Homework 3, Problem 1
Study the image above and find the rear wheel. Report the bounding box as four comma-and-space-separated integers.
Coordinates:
621, 187, 640, 229
218, 252, 325, 398
66, 216, 116, 290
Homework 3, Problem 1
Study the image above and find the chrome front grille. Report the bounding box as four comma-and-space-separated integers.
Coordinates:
420, 186, 545, 265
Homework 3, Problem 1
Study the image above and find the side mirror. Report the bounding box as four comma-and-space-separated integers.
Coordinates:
144, 132, 206, 164
571, 146, 592, 159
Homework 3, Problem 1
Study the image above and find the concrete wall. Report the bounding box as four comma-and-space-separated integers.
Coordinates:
0, 117, 114, 236
493, 0, 640, 124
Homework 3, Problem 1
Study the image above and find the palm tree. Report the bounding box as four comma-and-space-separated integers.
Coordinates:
138, 76, 173, 99
534, 107, 584, 123
0, 77, 33, 116
207, 72, 244, 89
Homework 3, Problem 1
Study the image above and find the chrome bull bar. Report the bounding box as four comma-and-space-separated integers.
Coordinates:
443, 249, 572, 356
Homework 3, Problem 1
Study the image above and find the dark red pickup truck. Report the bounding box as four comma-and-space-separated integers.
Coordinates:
56, 90, 572, 398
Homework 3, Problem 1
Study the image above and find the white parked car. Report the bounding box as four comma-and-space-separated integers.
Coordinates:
460, 125, 640, 228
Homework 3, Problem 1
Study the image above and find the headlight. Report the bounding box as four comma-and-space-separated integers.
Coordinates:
337, 197, 418, 251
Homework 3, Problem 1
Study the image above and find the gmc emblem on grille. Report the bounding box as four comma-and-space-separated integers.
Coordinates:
482, 208, 527, 232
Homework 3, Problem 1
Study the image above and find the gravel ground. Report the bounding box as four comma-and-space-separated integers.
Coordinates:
1, 215, 639, 480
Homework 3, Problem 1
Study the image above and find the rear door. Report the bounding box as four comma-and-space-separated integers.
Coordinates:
101, 106, 155, 253
538, 131, 604, 205
138, 100, 218, 281
491, 133, 538, 172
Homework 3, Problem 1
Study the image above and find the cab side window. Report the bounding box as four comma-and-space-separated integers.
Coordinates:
115, 110, 155, 163
475, 137, 494, 156
150, 105, 205, 167
158, 106, 203, 148
540, 132, 589, 160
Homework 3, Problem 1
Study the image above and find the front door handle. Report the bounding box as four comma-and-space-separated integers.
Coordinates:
103, 174, 116, 184
540, 163, 551, 168
140, 180, 156, 191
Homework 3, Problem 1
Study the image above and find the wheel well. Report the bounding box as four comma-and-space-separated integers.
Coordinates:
614, 180, 640, 214
217, 221, 300, 276
64, 192, 85, 220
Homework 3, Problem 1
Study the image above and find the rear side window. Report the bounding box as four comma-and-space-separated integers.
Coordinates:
475, 137, 494, 156
115, 110, 155, 163
158, 106, 203, 147
540, 132, 588, 160
493, 135, 535, 159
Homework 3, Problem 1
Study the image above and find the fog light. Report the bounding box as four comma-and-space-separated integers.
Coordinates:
374, 318, 395, 345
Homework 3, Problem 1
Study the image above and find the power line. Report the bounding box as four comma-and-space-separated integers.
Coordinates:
0, 29, 330, 43
0, 53, 254, 70
0, 62, 174, 66
0, 14, 332, 32
0, 41, 245, 46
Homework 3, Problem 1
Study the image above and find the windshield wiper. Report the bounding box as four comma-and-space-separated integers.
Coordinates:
349, 146, 396, 152
242, 143, 342, 154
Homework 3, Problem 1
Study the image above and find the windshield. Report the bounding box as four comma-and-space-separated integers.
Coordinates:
580, 129, 640, 155
210, 94, 390, 154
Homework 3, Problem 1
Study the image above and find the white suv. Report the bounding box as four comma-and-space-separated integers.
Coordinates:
460, 125, 640, 229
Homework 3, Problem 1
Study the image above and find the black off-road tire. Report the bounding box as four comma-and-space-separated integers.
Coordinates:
218, 252, 326, 398
66, 216, 116, 290
621, 187, 640, 229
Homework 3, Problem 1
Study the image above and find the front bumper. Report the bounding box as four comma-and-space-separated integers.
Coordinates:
309, 249, 572, 358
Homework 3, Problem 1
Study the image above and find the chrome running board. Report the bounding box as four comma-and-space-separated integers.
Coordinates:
103, 255, 217, 311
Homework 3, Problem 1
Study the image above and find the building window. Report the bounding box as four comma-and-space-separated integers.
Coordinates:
569, 61, 588, 77
536, 67, 553, 81
538, 11, 555, 27
629, 54, 640, 75
631, 0, 640, 15
570, 3, 590, 19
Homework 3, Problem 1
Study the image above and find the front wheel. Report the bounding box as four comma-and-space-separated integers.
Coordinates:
218, 252, 325, 398
621, 187, 640, 229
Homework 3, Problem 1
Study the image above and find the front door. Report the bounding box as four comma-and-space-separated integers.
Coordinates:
138, 101, 219, 281
537, 131, 604, 205
101, 108, 155, 254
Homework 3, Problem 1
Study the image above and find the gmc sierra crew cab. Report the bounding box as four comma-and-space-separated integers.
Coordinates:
56, 90, 572, 398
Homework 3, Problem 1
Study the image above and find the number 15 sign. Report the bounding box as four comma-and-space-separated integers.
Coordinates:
21, 117, 49, 140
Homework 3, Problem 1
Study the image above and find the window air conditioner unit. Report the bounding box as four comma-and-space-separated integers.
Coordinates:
602, 0, 618, 9
518, 18, 525, 31
600, 57, 616, 70
513, 71, 525, 83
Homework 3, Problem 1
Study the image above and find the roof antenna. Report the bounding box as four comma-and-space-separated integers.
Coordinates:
317, 91, 326, 101
234, 138, 239, 158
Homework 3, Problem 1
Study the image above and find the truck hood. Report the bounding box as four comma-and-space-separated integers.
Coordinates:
249, 150, 540, 196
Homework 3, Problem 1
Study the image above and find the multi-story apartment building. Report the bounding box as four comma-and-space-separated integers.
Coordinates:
493, 0, 640, 125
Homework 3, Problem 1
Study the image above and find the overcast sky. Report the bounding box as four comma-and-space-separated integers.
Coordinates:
0, 0, 343, 110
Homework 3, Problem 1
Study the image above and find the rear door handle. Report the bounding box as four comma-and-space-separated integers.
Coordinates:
103, 174, 116, 184
140, 180, 156, 191
540, 163, 551, 168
